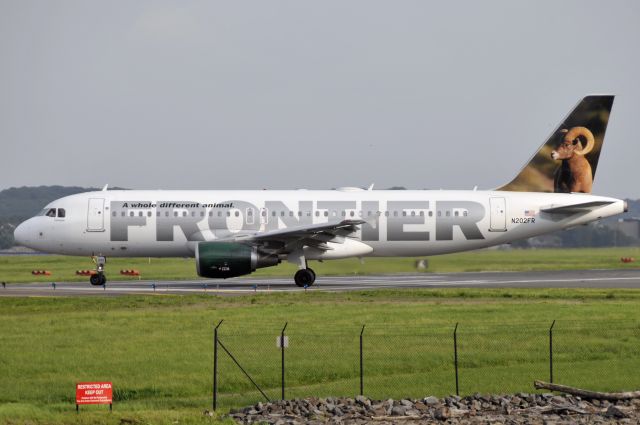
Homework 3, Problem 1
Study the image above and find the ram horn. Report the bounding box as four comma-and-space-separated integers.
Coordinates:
564, 126, 595, 155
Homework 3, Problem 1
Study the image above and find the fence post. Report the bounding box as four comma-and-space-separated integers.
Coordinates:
281, 322, 288, 401
360, 325, 365, 396
454, 322, 459, 396
213, 320, 223, 411
549, 320, 556, 384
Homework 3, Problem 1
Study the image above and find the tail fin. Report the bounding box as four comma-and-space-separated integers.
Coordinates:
497, 95, 614, 193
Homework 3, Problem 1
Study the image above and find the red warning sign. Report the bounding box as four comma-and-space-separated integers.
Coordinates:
76, 382, 113, 405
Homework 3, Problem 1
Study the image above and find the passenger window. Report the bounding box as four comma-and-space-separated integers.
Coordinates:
165, 212, 169, 217
112, 212, 117, 217
57, 208, 66, 218
324, 211, 328, 217
393, 211, 398, 217
437, 211, 441, 217
411, 211, 415, 217
315, 211, 320, 217
350, 211, 354, 217
341, 211, 346, 217
130, 211, 135, 217
429, 211, 433, 217
235, 211, 239, 217
402, 211, 407, 217
218, 211, 222, 217
227, 211, 231, 217
139, 211, 143, 217
385, 211, 389, 217
148, 211, 152, 217
183, 211, 187, 217
446, 211, 450, 217
272, 211, 276, 217
464, 211, 468, 217
174, 212, 178, 217
298, 211, 302, 217
289, 211, 293, 217
46, 208, 56, 217
454, 211, 459, 217
419, 211, 424, 217
200, 211, 205, 217
281, 211, 285, 217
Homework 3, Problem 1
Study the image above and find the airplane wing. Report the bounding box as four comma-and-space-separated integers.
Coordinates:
540, 201, 614, 214
217, 219, 366, 252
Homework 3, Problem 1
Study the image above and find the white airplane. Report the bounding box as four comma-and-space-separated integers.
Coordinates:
14, 95, 627, 286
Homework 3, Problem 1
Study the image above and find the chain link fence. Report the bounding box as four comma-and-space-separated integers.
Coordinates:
211, 320, 640, 410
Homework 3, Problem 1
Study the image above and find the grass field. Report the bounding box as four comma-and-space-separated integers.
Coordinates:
1, 247, 639, 283
2, 287, 640, 424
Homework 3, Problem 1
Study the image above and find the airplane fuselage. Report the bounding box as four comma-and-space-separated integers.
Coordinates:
15, 189, 626, 258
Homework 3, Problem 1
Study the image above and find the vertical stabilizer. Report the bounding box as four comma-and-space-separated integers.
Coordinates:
498, 95, 614, 193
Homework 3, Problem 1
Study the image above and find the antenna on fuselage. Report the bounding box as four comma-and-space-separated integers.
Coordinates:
367, 183, 374, 191
101, 184, 109, 191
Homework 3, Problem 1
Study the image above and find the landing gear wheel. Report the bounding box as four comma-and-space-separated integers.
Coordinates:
294, 268, 316, 287
90, 273, 106, 286
90, 255, 107, 286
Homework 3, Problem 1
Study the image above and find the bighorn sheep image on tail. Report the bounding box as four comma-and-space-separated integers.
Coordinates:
551, 126, 595, 193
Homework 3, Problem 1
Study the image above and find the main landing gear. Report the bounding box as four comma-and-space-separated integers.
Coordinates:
294, 268, 316, 287
289, 250, 317, 287
90, 255, 107, 286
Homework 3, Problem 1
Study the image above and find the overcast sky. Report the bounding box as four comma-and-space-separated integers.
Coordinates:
1, 1, 639, 198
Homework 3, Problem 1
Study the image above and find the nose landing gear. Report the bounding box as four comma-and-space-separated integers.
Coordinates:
90, 256, 107, 286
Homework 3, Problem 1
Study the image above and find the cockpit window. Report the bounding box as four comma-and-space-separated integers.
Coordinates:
45, 208, 56, 217
57, 208, 66, 218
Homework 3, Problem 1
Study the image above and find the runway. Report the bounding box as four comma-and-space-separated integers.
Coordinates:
1, 269, 640, 297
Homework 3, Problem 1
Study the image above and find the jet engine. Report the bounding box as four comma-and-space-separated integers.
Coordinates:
196, 242, 280, 278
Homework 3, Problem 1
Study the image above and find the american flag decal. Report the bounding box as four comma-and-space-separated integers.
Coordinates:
524, 210, 536, 217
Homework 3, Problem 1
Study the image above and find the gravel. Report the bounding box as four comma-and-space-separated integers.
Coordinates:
223, 393, 640, 424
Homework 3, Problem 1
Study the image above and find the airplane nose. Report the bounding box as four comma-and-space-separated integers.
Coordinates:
14, 222, 28, 246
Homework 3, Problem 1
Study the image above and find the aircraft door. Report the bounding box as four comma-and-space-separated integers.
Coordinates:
87, 198, 105, 232
489, 197, 507, 232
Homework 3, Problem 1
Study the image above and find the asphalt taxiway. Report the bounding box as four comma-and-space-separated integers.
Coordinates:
1, 269, 639, 297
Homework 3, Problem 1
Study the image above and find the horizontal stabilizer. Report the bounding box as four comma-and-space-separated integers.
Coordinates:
540, 201, 614, 214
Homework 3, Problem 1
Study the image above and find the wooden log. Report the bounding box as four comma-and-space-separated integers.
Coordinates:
534, 380, 640, 401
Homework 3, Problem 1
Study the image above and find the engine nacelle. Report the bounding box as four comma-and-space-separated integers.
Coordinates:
196, 242, 280, 279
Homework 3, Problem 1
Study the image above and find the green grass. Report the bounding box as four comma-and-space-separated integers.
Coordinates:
1, 247, 639, 283
2, 289, 640, 424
